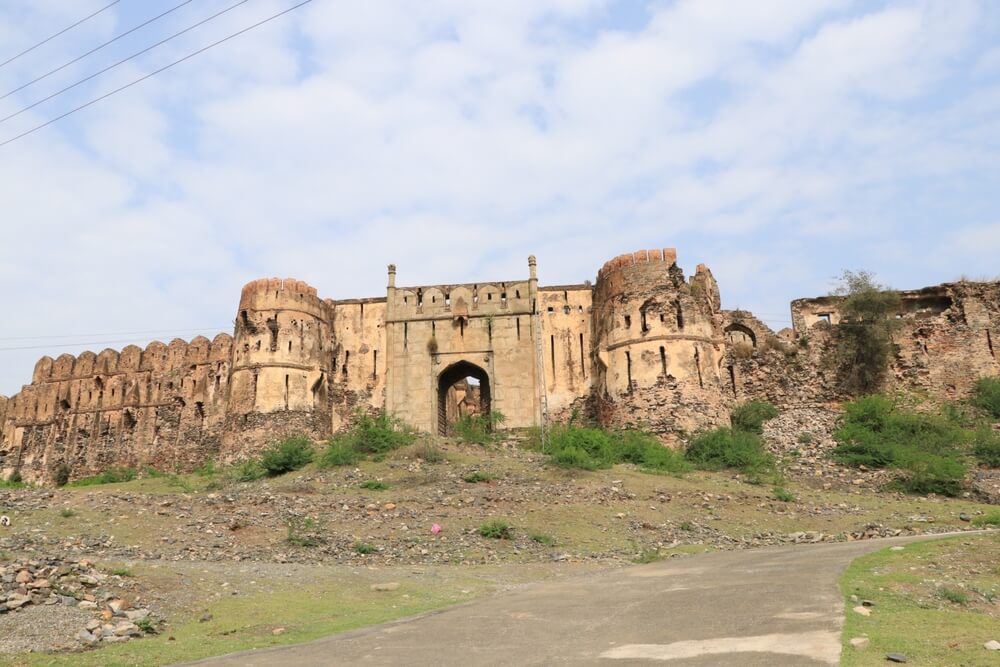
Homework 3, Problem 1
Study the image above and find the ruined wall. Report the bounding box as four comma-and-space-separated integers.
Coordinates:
222, 278, 333, 460
538, 285, 594, 422
327, 297, 387, 431
3, 253, 998, 483
591, 249, 730, 440
0, 335, 232, 483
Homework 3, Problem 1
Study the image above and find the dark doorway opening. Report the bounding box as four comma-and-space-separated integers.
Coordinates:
437, 360, 491, 436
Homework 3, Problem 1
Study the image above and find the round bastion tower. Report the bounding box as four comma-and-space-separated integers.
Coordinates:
222, 278, 333, 459
592, 249, 729, 441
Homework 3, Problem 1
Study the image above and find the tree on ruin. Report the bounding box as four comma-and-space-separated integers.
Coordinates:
831, 270, 901, 394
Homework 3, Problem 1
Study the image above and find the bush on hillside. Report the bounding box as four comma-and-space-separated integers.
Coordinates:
259, 436, 314, 476
730, 400, 779, 434
684, 428, 775, 481
971, 376, 1000, 419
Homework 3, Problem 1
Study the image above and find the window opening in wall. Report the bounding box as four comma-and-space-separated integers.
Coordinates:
625, 351, 633, 392
432, 321, 436, 335
579, 333, 586, 376
532, 298, 537, 313
641, 311, 648, 333
360, 302, 364, 316
675, 301, 684, 329
417, 289, 423, 307
404, 296, 408, 304
215, 375, 220, 392
95, 376, 104, 390
123, 410, 136, 430
432, 295, 436, 303
579, 305, 583, 313
343, 351, 349, 375
501, 292, 507, 307
563, 290, 568, 301
988, 329, 995, 360
660, 346, 667, 376
288, 340, 292, 352
728, 365, 737, 397
88, 391, 92, 401
694, 348, 704, 388
445, 294, 451, 307
267, 316, 279, 351
488, 318, 493, 341
487, 292, 492, 300
516, 317, 521, 339
624, 314, 631, 328
460, 319, 465, 337
516, 290, 521, 298
817, 313, 831, 324
563, 305, 571, 314
404, 322, 408, 349
195, 401, 205, 418
373, 350, 378, 379
550, 335, 556, 382
659, 313, 665, 323
111, 388, 115, 398
284, 374, 289, 409
59, 398, 70, 411
547, 306, 554, 313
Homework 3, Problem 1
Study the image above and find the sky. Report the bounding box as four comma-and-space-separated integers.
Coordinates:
0, 0, 998, 395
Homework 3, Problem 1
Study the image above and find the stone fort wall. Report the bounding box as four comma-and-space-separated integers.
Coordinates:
1, 250, 997, 483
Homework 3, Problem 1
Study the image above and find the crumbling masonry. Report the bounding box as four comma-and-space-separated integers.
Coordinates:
1, 250, 997, 483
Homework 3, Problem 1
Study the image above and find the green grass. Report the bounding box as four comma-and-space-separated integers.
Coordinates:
478, 520, 513, 540
451, 411, 506, 444
633, 548, 663, 564
542, 425, 690, 474
359, 480, 388, 491
684, 428, 776, 482
352, 541, 376, 554
840, 534, 1000, 666
412, 443, 445, 463
318, 440, 361, 467
69, 468, 137, 487
971, 376, 1000, 419
529, 532, 556, 547
285, 517, 324, 548
108, 566, 133, 577
259, 436, 315, 476
972, 511, 1000, 527
772, 487, 795, 502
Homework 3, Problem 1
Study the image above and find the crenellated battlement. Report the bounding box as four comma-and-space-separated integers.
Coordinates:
597, 247, 678, 283
238, 277, 331, 320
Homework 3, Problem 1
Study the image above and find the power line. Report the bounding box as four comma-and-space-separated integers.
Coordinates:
0, 0, 254, 126
0, 327, 231, 342
0, 335, 230, 353
1, 0, 197, 102
0, 1, 122, 70
0, 0, 313, 149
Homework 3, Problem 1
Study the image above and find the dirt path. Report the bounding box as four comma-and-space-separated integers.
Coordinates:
184, 534, 980, 666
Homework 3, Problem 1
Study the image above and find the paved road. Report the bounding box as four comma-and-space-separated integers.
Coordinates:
186, 534, 966, 666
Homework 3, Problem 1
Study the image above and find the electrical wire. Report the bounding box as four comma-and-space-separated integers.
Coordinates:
0, 1, 121, 70
0, 0, 253, 126
0, 0, 313, 148
0, 335, 230, 352
0, 0, 197, 102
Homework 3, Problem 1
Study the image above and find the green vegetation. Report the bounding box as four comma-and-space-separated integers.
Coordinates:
832, 395, 968, 496
317, 440, 361, 468
413, 443, 445, 463
478, 520, 513, 539
452, 411, 506, 444
109, 566, 133, 577
359, 480, 388, 491
830, 270, 901, 395
53, 463, 71, 487
135, 617, 157, 635
772, 487, 795, 502
972, 426, 1000, 467
59, 508, 76, 518
317, 412, 415, 469
543, 425, 689, 474
935, 587, 969, 605
730, 400, 779, 434
529, 532, 556, 547
194, 460, 217, 477
797, 431, 814, 445
633, 548, 663, 564
972, 511, 1000, 527
235, 460, 267, 482
285, 517, 324, 548
259, 436, 315, 476
841, 534, 1000, 666
684, 428, 775, 482
352, 541, 376, 555
971, 376, 1000, 419
679, 521, 695, 532
0, 474, 25, 489
463, 471, 495, 483
69, 468, 138, 487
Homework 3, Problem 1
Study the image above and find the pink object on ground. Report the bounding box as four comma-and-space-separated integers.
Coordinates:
431, 523, 441, 534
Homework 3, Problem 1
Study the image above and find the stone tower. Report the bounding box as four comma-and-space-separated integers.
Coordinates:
592, 249, 729, 439
223, 278, 333, 458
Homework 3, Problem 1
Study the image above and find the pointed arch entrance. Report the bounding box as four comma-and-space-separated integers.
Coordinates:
437, 360, 491, 436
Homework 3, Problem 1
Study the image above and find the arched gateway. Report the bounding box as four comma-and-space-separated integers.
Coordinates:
437, 361, 491, 435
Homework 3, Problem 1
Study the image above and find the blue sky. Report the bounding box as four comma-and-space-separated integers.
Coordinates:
0, 0, 998, 394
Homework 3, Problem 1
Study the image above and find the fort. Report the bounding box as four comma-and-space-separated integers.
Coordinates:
1, 249, 998, 483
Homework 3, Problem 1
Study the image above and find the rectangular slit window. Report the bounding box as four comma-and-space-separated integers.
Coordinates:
579, 333, 585, 377
516, 318, 521, 340
550, 335, 556, 382
624, 314, 631, 328
373, 350, 378, 379
625, 351, 632, 392
343, 351, 349, 375
404, 322, 408, 349
660, 346, 667, 375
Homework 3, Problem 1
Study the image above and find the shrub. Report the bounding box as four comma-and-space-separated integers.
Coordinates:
463, 471, 494, 483
234, 460, 266, 482
633, 549, 663, 564
53, 464, 71, 487
936, 587, 969, 605
135, 618, 157, 635
833, 395, 968, 496
413, 443, 445, 463
259, 436, 314, 476
971, 376, 1000, 419
285, 517, 324, 547
353, 541, 376, 554
679, 521, 696, 532
546, 425, 616, 470
529, 532, 556, 546
685, 428, 775, 480
59, 508, 76, 518
731, 341, 754, 359
616, 431, 690, 474
830, 270, 901, 394
70, 468, 137, 487
359, 480, 388, 491
9, 469, 21, 484
452, 411, 506, 444
773, 487, 795, 502
478, 520, 513, 539
194, 460, 217, 477
797, 432, 814, 445
109, 566, 133, 577
730, 400, 779, 434
318, 439, 361, 467
348, 412, 414, 455
972, 511, 1000, 527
